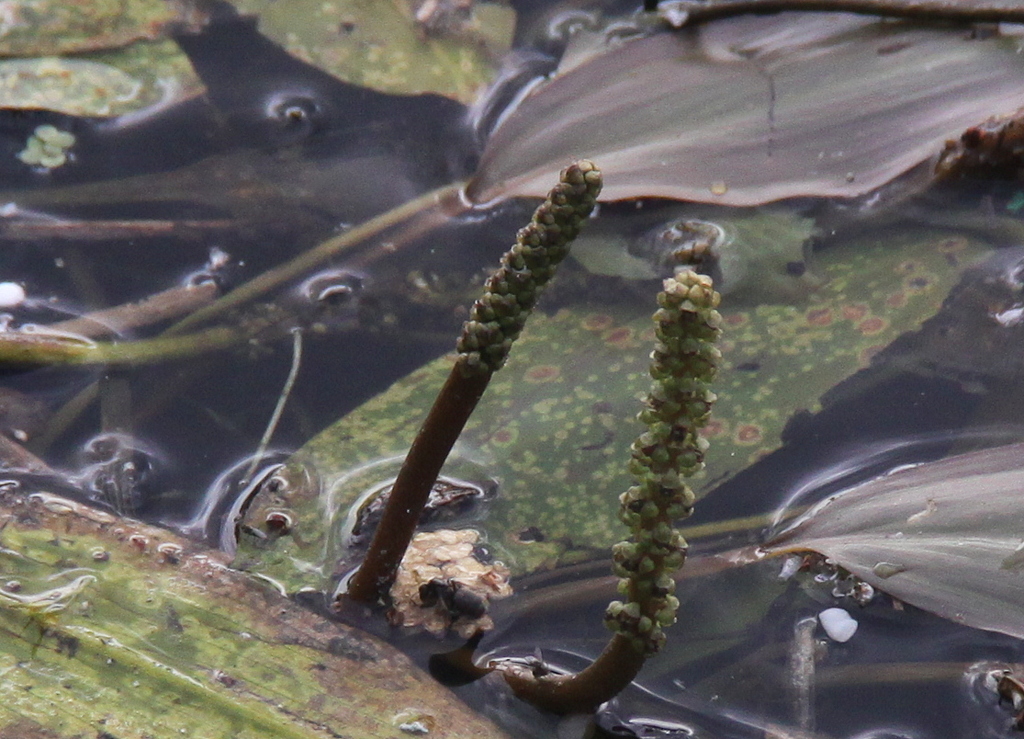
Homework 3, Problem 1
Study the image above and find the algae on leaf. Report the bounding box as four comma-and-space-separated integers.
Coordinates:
0, 0, 205, 118
0, 490, 511, 739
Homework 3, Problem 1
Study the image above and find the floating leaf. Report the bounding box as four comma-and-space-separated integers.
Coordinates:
236, 225, 987, 589
0, 0, 206, 56
0, 490, 510, 739
765, 441, 1024, 640
0, 39, 203, 117
229, 0, 515, 102
467, 13, 1024, 205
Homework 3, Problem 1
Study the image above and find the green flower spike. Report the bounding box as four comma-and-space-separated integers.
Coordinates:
457, 160, 602, 375
605, 271, 721, 654
501, 270, 721, 714
346, 161, 601, 604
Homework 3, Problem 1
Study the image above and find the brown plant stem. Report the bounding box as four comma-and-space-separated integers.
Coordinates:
656, 0, 1024, 24
501, 634, 647, 715
344, 368, 492, 603
345, 161, 603, 605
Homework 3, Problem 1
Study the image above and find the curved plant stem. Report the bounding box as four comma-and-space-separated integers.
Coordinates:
658, 0, 1024, 24
501, 634, 646, 715
164, 184, 465, 336
345, 161, 602, 604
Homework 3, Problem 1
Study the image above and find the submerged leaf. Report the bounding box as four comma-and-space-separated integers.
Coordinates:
569, 204, 819, 304
242, 226, 986, 587
468, 13, 1024, 205
765, 441, 1024, 639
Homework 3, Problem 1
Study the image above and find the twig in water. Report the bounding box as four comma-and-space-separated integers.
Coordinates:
242, 328, 303, 488
344, 161, 602, 605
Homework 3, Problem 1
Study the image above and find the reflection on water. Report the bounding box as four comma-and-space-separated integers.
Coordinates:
4, 1, 1024, 738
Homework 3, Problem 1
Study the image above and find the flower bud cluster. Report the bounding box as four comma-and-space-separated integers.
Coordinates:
605, 272, 721, 655
456, 161, 602, 376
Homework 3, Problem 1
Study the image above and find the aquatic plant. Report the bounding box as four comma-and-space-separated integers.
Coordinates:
343, 157, 723, 712
345, 159, 602, 603
497, 271, 720, 714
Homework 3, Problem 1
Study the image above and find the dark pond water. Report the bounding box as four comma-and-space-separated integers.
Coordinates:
5, 1, 1024, 738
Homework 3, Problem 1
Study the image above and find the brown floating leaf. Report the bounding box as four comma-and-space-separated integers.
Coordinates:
766, 442, 1024, 639
468, 13, 1024, 205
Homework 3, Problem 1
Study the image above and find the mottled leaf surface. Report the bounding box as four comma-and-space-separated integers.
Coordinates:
765, 442, 1024, 639
468, 13, 1024, 205
0, 490, 510, 739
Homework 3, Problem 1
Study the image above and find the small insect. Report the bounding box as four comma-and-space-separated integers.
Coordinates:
418, 577, 488, 624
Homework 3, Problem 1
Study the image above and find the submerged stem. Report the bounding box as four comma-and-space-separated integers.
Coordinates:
164, 184, 465, 337
0, 311, 289, 366
345, 161, 602, 604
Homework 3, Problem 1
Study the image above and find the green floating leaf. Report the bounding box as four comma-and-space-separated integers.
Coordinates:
467, 13, 1024, 205
765, 441, 1024, 640
230, 0, 515, 102
0, 490, 510, 739
0, 0, 206, 56
240, 226, 986, 589
0, 39, 204, 117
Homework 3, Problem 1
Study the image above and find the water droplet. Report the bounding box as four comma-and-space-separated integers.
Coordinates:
872, 561, 906, 578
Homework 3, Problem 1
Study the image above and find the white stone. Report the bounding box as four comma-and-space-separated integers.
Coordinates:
0, 281, 26, 308
819, 607, 858, 642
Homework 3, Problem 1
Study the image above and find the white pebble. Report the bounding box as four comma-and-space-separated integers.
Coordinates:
819, 607, 858, 642
0, 282, 26, 308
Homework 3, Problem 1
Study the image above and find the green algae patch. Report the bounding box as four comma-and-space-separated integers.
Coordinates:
246, 227, 987, 585
0, 490, 511, 739
230, 0, 514, 102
